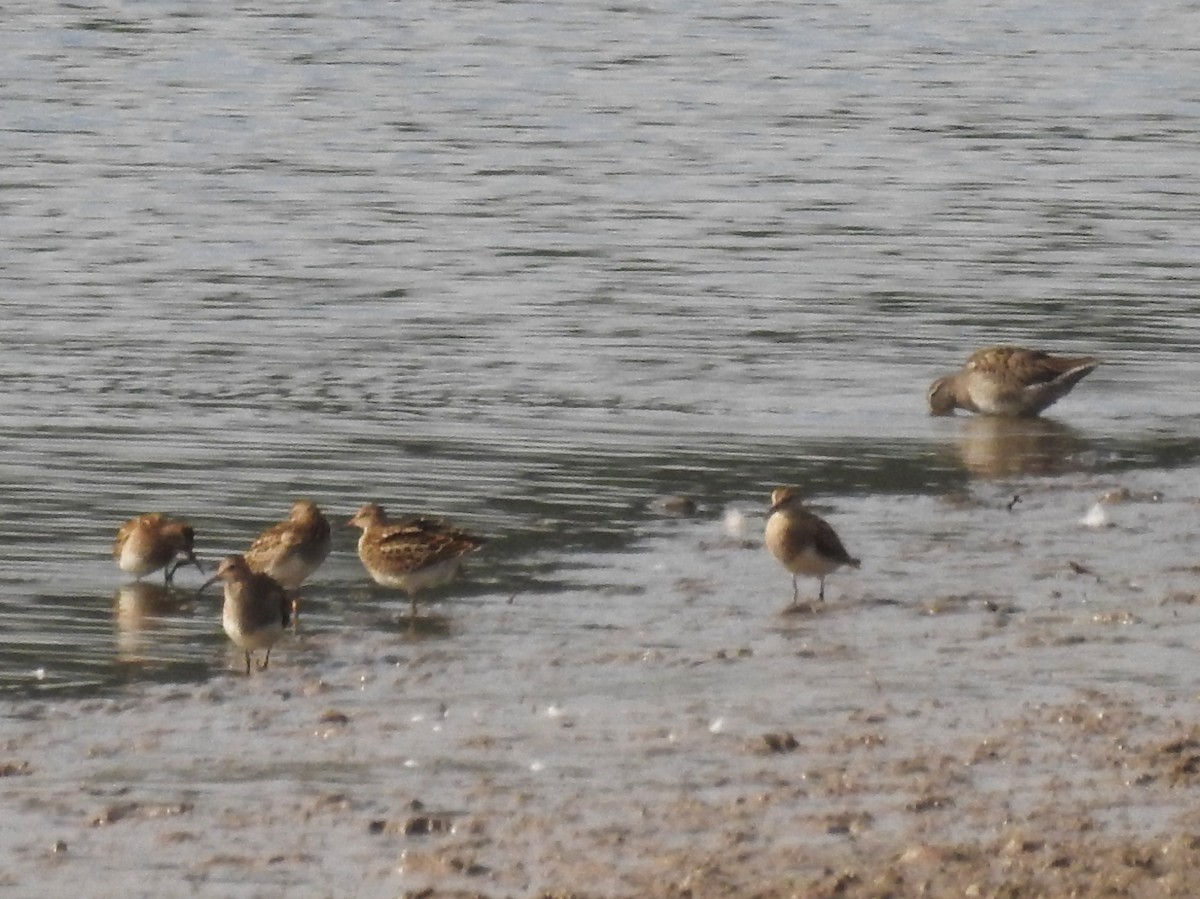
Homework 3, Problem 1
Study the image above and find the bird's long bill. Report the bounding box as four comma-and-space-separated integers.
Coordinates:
767, 500, 784, 515
197, 570, 222, 594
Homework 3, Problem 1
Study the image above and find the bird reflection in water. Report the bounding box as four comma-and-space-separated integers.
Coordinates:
113, 582, 193, 664
948, 416, 1087, 479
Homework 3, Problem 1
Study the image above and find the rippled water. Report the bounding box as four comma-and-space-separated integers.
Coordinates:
1, 0, 1199, 698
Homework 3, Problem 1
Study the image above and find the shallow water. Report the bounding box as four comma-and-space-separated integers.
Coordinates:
2, 0, 1200, 892
2, 0, 1199, 693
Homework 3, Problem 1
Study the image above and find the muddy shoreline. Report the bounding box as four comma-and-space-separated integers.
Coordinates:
7, 676, 1200, 898
3, 476, 1200, 898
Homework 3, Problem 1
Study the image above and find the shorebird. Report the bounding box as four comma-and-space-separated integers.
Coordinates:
202, 555, 291, 675
113, 514, 204, 584
347, 503, 486, 620
764, 487, 860, 608
244, 500, 332, 589
927, 346, 1099, 417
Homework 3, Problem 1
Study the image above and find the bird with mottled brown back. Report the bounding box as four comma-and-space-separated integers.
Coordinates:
348, 503, 486, 620
113, 513, 204, 584
764, 487, 859, 608
927, 346, 1099, 417
244, 500, 332, 590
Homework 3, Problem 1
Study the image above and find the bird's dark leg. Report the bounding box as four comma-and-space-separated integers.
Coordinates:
258, 648, 271, 671
243, 651, 252, 676
789, 575, 800, 608
818, 577, 826, 602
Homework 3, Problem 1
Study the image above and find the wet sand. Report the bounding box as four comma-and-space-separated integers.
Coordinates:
4, 472, 1200, 898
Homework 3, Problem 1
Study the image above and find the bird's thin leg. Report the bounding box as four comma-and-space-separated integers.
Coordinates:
243, 652, 252, 676
789, 575, 800, 608
258, 648, 271, 671
818, 577, 826, 602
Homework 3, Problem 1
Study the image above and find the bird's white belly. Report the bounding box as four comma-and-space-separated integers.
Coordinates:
118, 544, 160, 577
367, 558, 462, 594
223, 610, 284, 651
263, 556, 318, 590
967, 381, 1023, 416
784, 545, 842, 578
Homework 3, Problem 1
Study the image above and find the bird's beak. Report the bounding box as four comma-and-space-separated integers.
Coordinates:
197, 571, 222, 594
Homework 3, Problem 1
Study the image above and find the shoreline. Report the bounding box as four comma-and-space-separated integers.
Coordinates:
3, 479, 1199, 897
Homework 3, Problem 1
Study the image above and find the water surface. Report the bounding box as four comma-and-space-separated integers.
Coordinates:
1, 0, 1199, 695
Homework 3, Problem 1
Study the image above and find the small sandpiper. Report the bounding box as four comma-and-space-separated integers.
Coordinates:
927, 345, 1100, 417
244, 499, 332, 589
764, 487, 860, 608
113, 513, 204, 584
347, 502, 486, 620
202, 555, 292, 675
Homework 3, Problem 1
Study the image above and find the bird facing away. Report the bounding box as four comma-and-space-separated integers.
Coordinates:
927, 346, 1100, 417
113, 513, 204, 585
243, 500, 332, 589
203, 555, 292, 675
347, 503, 486, 620
764, 487, 860, 608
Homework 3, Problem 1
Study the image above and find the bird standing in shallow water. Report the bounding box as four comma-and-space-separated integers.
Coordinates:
244, 500, 332, 589
113, 514, 204, 584
347, 503, 486, 620
927, 346, 1100, 417
203, 555, 291, 675
764, 487, 860, 608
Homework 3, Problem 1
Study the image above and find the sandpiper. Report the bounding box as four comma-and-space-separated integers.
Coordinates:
113, 513, 204, 584
927, 346, 1100, 417
347, 502, 486, 619
764, 487, 860, 608
244, 500, 332, 589
202, 555, 291, 675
